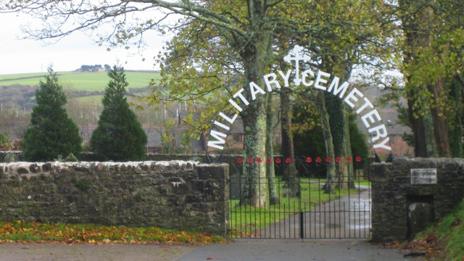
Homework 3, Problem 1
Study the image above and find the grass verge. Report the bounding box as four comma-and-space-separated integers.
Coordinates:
0, 221, 223, 245
409, 200, 464, 260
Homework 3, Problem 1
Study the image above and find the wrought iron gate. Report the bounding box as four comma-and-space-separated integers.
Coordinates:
227, 157, 371, 239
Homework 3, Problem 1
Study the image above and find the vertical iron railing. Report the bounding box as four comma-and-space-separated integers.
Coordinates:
227, 156, 372, 239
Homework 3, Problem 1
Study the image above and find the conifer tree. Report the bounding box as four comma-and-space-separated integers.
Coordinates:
91, 67, 147, 161
23, 68, 82, 161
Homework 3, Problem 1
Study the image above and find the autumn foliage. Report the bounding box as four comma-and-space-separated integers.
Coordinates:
0, 221, 223, 245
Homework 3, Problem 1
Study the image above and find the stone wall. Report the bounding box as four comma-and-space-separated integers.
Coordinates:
1, 151, 278, 175
371, 158, 464, 241
146, 154, 246, 176
113, 153, 281, 199
0, 161, 229, 234
0, 151, 22, 162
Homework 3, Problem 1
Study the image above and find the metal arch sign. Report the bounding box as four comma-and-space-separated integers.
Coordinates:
207, 52, 391, 151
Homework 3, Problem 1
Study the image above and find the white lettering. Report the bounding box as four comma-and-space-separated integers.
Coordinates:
229, 99, 243, 112
373, 137, 391, 151
327, 76, 349, 98
208, 130, 227, 150
233, 88, 250, 106
278, 70, 292, 87
249, 82, 266, 100
314, 70, 331, 91
219, 112, 238, 124
344, 88, 364, 108
369, 124, 388, 142
361, 109, 381, 128
210, 59, 393, 152
302, 69, 315, 87
213, 121, 230, 131
356, 97, 374, 114
263, 73, 281, 92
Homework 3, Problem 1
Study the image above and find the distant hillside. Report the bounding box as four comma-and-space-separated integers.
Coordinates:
0, 71, 160, 91
0, 70, 162, 143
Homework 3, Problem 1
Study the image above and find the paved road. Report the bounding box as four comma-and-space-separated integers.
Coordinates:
181, 188, 422, 261
180, 239, 420, 261
0, 240, 422, 261
0, 243, 193, 261
254, 190, 371, 239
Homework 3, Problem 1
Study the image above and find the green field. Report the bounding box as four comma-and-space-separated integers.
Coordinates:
72, 95, 104, 106
0, 71, 160, 91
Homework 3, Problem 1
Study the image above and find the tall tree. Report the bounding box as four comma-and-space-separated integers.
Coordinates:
317, 93, 337, 191
265, 92, 278, 204
91, 67, 147, 161
397, 0, 464, 157
280, 82, 299, 196
293, 0, 394, 186
399, 0, 435, 157
4, 0, 394, 205
23, 68, 82, 161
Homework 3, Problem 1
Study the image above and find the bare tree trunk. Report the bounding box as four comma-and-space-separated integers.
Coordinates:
280, 87, 299, 197
322, 62, 354, 189
430, 79, 451, 157
266, 93, 279, 204
326, 94, 351, 189
449, 76, 463, 157
239, 27, 271, 207
407, 99, 428, 157
343, 109, 354, 188
242, 108, 268, 207
317, 93, 336, 192
424, 113, 438, 156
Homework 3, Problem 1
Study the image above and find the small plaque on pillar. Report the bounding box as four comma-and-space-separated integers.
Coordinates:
410, 168, 437, 184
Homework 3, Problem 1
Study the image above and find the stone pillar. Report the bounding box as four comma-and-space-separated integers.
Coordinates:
371, 162, 408, 241
371, 158, 464, 242
195, 164, 229, 235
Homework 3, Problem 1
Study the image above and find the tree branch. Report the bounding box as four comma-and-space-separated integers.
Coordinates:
265, 0, 284, 9
126, 0, 248, 38
2, 0, 249, 41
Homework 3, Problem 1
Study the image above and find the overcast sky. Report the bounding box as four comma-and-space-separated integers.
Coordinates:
0, 12, 173, 75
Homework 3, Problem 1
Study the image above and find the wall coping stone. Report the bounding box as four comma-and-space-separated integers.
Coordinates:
0, 160, 202, 177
